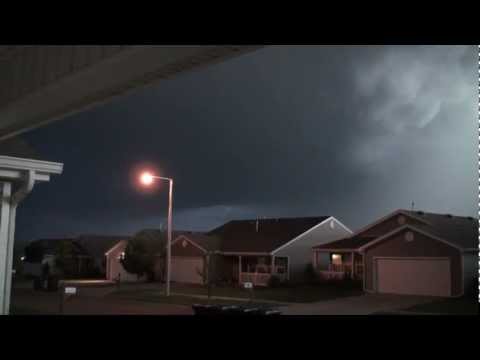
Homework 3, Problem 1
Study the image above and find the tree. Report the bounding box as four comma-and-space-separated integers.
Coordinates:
54, 240, 77, 277
196, 251, 222, 302
121, 230, 166, 282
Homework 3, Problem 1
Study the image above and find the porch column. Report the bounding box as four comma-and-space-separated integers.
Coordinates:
0, 182, 12, 315
238, 256, 242, 284
313, 250, 317, 268
351, 251, 355, 279
270, 256, 275, 275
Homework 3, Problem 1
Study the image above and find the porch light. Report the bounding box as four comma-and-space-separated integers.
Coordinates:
332, 254, 341, 261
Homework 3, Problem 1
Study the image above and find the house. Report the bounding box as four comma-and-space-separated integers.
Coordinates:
105, 216, 351, 287
168, 216, 352, 286
76, 234, 130, 277
312, 209, 479, 297
22, 238, 94, 278
104, 229, 200, 283
105, 239, 146, 282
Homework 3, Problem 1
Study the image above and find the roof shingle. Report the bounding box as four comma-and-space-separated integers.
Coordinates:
209, 216, 330, 253
313, 210, 478, 251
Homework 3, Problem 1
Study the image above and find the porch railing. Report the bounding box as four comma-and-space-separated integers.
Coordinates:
239, 272, 287, 287
317, 263, 364, 280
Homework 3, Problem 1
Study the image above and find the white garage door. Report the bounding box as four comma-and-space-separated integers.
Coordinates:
376, 258, 451, 297
171, 257, 204, 284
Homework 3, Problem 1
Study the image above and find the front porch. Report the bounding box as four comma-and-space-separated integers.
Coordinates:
313, 250, 363, 281
224, 255, 289, 287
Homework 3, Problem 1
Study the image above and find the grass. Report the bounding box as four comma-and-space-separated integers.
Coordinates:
10, 306, 55, 315
109, 290, 280, 308
401, 296, 479, 315
111, 281, 363, 304
173, 281, 362, 303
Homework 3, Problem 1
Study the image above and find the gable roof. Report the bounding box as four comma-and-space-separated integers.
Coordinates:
313, 209, 479, 252
0, 137, 46, 161
174, 233, 222, 253
313, 235, 377, 251
209, 216, 330, 253
76, 235, 131, 258
401, 210, 478, 249
130, 229, 208, 253
23, 238, 91, 262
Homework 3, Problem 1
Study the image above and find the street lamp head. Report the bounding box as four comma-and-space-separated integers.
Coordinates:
140, 171, 154, 186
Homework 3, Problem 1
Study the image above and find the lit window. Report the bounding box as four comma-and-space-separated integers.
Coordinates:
332, 254, 342, 265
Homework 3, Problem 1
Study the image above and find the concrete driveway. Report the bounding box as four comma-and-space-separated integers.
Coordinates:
280, 294, 437, 315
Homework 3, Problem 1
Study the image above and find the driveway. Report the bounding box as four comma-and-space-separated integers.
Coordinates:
280, 294, 437, 315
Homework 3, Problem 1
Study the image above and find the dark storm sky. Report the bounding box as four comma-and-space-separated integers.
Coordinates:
17, 45, 477, 243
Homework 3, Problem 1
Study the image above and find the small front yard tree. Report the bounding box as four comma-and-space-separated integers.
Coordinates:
196, 251, 221, 302
121, 230, 166, 282
54, 240, 78, 278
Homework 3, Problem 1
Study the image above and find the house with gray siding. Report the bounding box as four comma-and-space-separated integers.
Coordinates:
169, 216, 352, 286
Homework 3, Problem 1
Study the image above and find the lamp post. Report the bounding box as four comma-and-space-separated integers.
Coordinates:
140, 172, 173, 297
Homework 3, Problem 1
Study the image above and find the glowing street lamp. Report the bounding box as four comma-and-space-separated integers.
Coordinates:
139, 171, 173, 297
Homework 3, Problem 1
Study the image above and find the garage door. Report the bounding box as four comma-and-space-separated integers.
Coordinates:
171, 257, 204, 284
376, 258, 451, 297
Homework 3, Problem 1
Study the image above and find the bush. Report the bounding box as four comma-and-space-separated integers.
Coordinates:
465, 278, 479, 297
304, 264, 318, 284
268, 275, 282, 288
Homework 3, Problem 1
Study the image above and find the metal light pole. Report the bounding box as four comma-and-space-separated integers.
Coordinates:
139, 172, 173, 297
166, 177, 173, 297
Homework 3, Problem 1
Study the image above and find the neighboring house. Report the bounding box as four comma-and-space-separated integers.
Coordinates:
22, 238, 93, 278
105, 240, 147, 282
169, 216, 352, 286
170, 233, 221, 284
105, 216, 351, 287
312, 209, 479, 297
76, 234, 130, 277
104, 229, 198, 283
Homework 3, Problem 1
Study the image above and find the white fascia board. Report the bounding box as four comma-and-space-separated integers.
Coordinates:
104, 240, 127, 257
271, 217, 334, 255
220, 252, 270, 256
313, 248, 358, 253
0, 156, 63, 175
332, 217, 353, 234
357, 225, 462, 253
172, 235, 207, 254
351, 209, 430, 237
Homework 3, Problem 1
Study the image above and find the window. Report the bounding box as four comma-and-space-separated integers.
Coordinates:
331, 253, 342, 265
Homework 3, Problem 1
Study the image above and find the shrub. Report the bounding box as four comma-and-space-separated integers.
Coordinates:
304, 263, 318, 284
268, 275, 282, 288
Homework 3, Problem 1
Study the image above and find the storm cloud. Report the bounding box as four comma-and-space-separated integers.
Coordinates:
17, 45, 477, 242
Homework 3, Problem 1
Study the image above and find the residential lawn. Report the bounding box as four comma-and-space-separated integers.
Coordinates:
10, 306, 53, 315
109, 290, 280, 308
174, 282, 363, 303
401, 296, 479, 315
113, 281, 363, 304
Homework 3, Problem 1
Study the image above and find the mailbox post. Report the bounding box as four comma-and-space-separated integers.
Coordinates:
244, 282, 254, 303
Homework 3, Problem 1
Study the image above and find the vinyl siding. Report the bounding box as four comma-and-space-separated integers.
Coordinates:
274, 218, 351, 283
